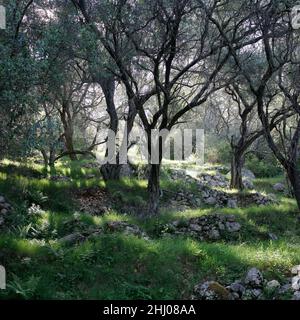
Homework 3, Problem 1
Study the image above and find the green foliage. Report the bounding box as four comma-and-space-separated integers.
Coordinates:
246, 155, 282, 178
22, 188, 48, 206
6, 275, 41, 300
26, 118, 63, 158
205, 135, 231, 164
0, 159, 299, 300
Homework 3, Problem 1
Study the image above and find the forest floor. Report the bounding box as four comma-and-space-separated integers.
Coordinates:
0, 158, 299, 299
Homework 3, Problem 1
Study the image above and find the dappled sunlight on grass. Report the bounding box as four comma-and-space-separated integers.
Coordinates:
0, 235, 55, 257
1, 159, 300, 299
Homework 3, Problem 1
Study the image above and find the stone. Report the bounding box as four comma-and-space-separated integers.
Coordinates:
278, 283, 291, 294
273, 183, 285, 192
218, 222, 225, 230
162, 213, 241, 241
208, 229, 220, 240
291, 276, 300, 291
0, 196, 5, 203
242, 288, 262, 300
249, 289, 262, 299
0, 209, 8, 215
242, 169, 256, 180
50, 175, 72, 182
291, 265, 300, 276
204, 197, 217, 205
292, 291, 300, 300
225, 221, 241, 233
226, 215, 236, 222
195, 198, 202, 206
85, 174, 96, 179
245, 268, 264, 288
194, 281, 233, 300
106, 221, 149, 240
190, 224, 202, 232
229, 281, 246, 296
59, 233, 84, 244
87, 230, 103, 239
227, 199, 238, 208
243, 179, 254, 190
1, 203, 10, 209
266, 280, 280, 290
268, 233, 278, 241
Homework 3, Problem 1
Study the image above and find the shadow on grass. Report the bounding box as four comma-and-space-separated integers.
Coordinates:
0, 163, 44, 179
1, 232, 299, 299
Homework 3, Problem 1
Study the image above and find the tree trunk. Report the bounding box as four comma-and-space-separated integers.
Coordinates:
101, 163, 122, 181
60, 104, 77, 161
64, 127, 77, 161
41, 149, 49, 168
287, 165, 300, 210
49, 148, 56, 167
147, 164, 161, 216
98, 77, 121, 180
230, 150, 244, 190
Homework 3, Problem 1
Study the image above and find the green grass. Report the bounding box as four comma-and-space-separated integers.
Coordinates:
0, 158, 299, 300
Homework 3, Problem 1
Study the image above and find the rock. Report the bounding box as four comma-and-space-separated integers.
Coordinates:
204, 197, 217, 205
252, 192, 274, 206
87, 230, 103, 239
292, 291, 300, 300
0, 196, 5, 203
242, 288, 262, 300
50, 175, 72, 182
243, 178, 254, 190
291, 276, 300, 291
228, 281, 246, 297
194, 281, 233, 300
245, 268, 264, 288
0, 209, 8, 215
194, 198, 202, 206
291, 265, 300, 276
106, 221, 149, 240
266, 280, 280, 290
273, 183, 285, 192
162, 213, 242, 241
218, 222, 225, 230
268, 233, 278, 241
278, 283, 292, 294
248, 289, 262, 299
227, 199, 237, 208
85, 174, 96, 179
242, 169, 256, 180
190, 224, 202, 232
59, 233, 84, 244
226, 214, 236, 222
225, 221, 241, 233
1, 203, 10, 209
208, 229, 220, 240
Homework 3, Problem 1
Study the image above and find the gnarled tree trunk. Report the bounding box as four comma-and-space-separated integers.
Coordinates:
286, 165, 300, 210
147, 163, 161, 216
230, 150, 244, 190
64, 126, 77, 161
60, 103, 77, 161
